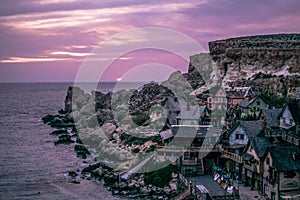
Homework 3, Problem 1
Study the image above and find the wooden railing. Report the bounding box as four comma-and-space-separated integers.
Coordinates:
157, 145, 219, 153
282, 132, 300, 146
218, 145, 243, 163
264, 130, 282, 137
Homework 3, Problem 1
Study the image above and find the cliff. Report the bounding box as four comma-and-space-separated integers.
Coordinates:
189, 34, 300, 98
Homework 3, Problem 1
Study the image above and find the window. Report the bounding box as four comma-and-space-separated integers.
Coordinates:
235, 134, 245, 140
266, 157, 270, 165
257, 101, 261, 106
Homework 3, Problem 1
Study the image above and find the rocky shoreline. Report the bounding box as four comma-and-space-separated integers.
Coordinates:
42, 33, 300, 199
42, 82, 186, 200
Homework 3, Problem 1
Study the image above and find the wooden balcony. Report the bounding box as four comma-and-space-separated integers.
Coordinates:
218, 145, 243, 163
264, 130, 282, 137
157, 145, 220, 154
282, 132, 300, 146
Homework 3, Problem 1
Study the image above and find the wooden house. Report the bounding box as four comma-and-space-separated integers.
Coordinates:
220, 120, 264, 178
262, 146, 300, 200
242, 137, 270, 191
279, 102, 300, 146
239, 95, 271, 120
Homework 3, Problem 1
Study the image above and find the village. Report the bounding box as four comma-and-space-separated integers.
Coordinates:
157, 85, 300, 200
41, 34, 300, 200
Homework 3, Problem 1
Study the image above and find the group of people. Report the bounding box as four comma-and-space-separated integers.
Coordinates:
212, 168, 239, 196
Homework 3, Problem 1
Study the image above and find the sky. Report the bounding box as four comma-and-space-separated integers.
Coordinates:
0, 0, 299, 82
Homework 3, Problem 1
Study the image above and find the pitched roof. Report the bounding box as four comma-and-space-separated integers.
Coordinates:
225, 120, 263, 140
249, 137, 271, 158
261, 108, 282, 128
226, 90, 246, 99
159, 129, 173, 140
225, 87, 252, 99
242, 153, 255, 161
268, 146, 300, 171
239, 120, 264, 137
239, 96, 256, 107
239, 95, 270, 108
288, 103, 300, 123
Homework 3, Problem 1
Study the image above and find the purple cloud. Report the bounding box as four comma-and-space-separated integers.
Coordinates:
0, 0, 299, 82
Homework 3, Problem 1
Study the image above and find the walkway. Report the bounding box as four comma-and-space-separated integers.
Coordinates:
120, 153, 155, 180
186, 175, 268, 200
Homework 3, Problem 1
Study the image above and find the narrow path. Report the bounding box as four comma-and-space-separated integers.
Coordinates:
121, 153, 156, 180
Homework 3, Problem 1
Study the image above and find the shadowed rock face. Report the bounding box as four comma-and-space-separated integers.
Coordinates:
208, 34, 300, 76
190, 34, 300, 98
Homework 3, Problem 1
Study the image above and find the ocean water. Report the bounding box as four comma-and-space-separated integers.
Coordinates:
0, 83, 120, 200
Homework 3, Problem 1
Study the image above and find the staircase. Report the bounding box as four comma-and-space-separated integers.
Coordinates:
196, 158, 204, 175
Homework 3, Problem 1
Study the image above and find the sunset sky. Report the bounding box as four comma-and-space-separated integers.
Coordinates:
0, 0, 299, 82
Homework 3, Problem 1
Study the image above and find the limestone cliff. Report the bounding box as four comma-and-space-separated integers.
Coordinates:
189, 34, 300, 98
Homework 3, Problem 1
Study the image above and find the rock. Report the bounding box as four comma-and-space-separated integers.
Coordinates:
101, 123, 116, 140
103, 174, 117, 185
51, 129, 68, 135
86, 114, 99, 128
112, 133, 120, 143
79, 101, 95, 115
96, 109, 114, 126
169, 180, 178, 191
42, 114, 55, 124
48, 116, 74, 128
92, 166, 103, 177
115, 127, 124, 134
207, 34, 300, 96
64, 86, 85, 113
74, 144, 90, 159
118, 182, 128, 190
163, 186, 171, 194
54, 134, 74, 145
94, 91, 112, 110
141, 186, 151, 194
67, 171, 78, 177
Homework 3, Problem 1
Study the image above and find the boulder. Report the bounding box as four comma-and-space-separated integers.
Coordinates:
92, 166, 103, 177
169, 180, 178, 191
96, 109, 114, 126
101, 123, 116, 140
54, 134, 74, 145
51, 129, 68, 135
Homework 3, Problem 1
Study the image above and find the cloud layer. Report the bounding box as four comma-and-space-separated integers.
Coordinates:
0, 0, 299, 82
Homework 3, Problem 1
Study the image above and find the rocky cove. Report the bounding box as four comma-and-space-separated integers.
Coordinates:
42, 33, 300, 199
42, 82, 188, 200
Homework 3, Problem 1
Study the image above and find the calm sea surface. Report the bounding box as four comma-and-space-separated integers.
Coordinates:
0, 83, 120, 200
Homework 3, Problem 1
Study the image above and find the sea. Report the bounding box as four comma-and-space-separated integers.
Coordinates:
0, 82, 122, 200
